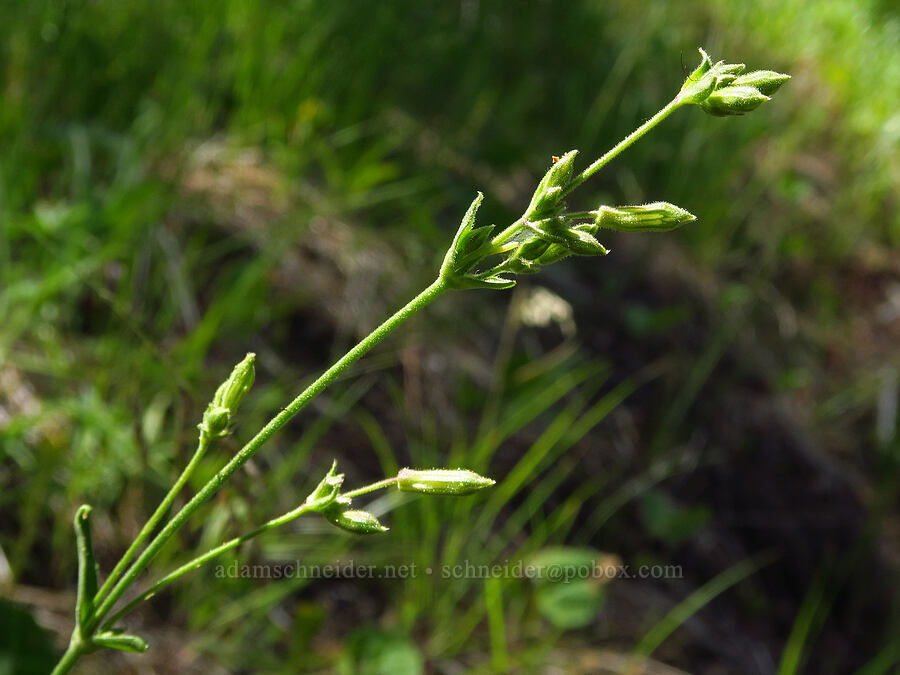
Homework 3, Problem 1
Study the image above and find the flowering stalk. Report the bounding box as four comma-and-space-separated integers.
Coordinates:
52, 47, 787, 674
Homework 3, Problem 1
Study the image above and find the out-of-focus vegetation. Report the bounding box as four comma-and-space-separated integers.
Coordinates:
1, 1, 898, 673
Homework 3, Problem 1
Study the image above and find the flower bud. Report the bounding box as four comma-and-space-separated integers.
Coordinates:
212, 352, 256, 412
397, 468, 495, 495
699, 85, 769, 116
325, 508, 388, 534
524, 150, 578, 219
716, 62, 746, 76
595, 202, 696, 232
200, 353, 256, 438
731, 70, 791, 95
680, 48, 783, 109
535, 151, 578, 194
533, 243, 572, 267
525, 186, 564, 220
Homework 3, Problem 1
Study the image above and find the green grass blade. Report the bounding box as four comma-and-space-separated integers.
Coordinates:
630, 554, 775, 665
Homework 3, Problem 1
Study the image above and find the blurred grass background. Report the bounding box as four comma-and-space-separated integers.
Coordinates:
1, 0, 898, 673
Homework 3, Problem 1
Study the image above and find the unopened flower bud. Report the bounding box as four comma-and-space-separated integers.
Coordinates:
526, 186, 563, 220
325, 508, 388, 534
595, 202, 696, 232
397, 468, 495, 495
731, 70, 791, 95
679, 48, 783, 110
200, 353, 256, 438
525, 150, 578, 219
716, 62, 746, 76
533, 243, 572, 267
699, 85, 769, 116
212, 352, 256, 412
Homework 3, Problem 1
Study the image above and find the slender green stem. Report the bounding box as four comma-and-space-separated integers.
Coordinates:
50, 636, 87, 675
560, 96, 684, 197
342, 476, 399, 499
490, 217, 526, 249
562, 211, 599, 221
93, 434, 212, 606
101, 475, 403, 629
101, 502, 316, 629
491, 213, 588, 250
88, 277, 448, 631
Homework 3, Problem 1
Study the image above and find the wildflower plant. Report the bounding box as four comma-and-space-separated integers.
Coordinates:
51, 49, 787, 673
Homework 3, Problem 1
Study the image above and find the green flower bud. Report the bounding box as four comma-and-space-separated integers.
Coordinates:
212, 352, 256, 412
716, 62, 746, 76
731, 70, 791, 95
533, 242, 572, 267
524, 150, 578, 219
595, 202, 696, 232
200, 353, 256, 438
526, 186, 564, 220
304, 461, 345, 511
324, 508, 388, 534
681, 48, 782, 109
515, 235, 553, 263
699, 85, 770, 116
397, 468, 495, 495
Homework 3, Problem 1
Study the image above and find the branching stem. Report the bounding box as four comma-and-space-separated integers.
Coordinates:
87, 277, 448, 632
93, 434, 212, 606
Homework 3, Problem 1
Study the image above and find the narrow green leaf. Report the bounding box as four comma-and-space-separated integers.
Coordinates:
630, 554, 774, 664
92, 631, 149, 653
440, 192, 484, 279
73, 505, 99, 633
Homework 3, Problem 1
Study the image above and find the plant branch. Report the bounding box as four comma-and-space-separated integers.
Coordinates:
342, 476, 399, 499
93, 434, 212, 606
560, 96, 684, 197
101, 502, 316, 629
101, 473, 405, 628
88, 276, 448, 630
50, 637, 87, 675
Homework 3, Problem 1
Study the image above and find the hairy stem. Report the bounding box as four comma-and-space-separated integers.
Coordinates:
88, 277, 448, 631
342, 476, 399, 499
103, 476, 397, 630
102, 474, 403, 629
560, 96, 684, 197
93, 434, 212, 606
489, 97, 683, 251
101, 502, 315, 628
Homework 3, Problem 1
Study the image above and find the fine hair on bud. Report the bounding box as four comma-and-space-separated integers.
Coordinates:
732, 70, 791, 95
595, 202, 696, 232
213, 352, 256, 412
324, 508, 389, 534
397, 468, 496, 495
